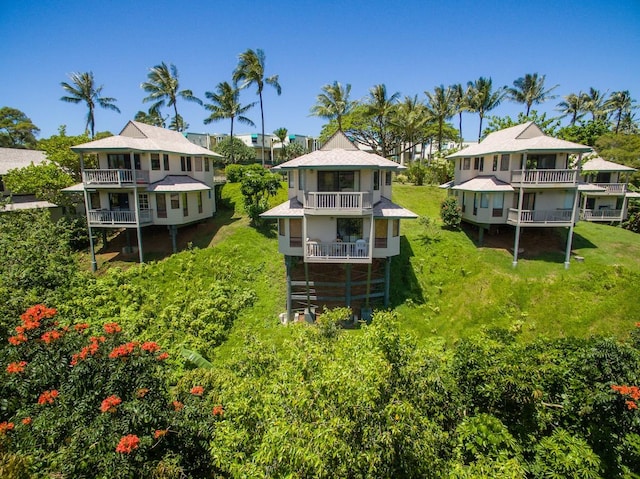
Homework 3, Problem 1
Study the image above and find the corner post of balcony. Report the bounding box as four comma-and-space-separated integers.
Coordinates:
131, 152, 144, 264
564, 153, 582, 269
285, 255, 294, 322
512, 153, 527, 267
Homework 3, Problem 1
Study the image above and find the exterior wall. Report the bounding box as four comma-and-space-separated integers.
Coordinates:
289, 169, 386, 204
455, 190, 513, 225
305, 216, 373, 244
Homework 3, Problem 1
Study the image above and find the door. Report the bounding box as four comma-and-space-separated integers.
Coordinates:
109, 193, 129, 210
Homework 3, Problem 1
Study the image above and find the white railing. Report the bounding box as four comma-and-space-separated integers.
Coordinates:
304, 192, 372, 212
305, 240, 370, 261
593, 183, 627, 194
508, 208, 574, 224
511, 169, 577, 185
581, 209, 623, 221
87, 209, 152, 225
83, 169, 150, 185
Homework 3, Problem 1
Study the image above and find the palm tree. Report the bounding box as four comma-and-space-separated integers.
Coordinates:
556, 92, 587, 126
310, 81, 355, 134
507, 73, 559, 116
451, 83, 470, 147
607, 90, 635, 134
204, 81, 256, 163
364, 84, 401, 157
467, 77, 507, 141
134, 105, 167, 128
141, 62, 202, 132
60, 72, 120, 138
232, 49, 281, 166
583, 87, 609, 122
393, 95, 430, 164
425, 85, 456, 152
272, 127, 288, 161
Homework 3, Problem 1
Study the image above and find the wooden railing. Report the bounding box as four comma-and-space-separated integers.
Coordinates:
581, 209, 623, 221
507, 208, 573, 224
305, 240, 370, 262
304, 192, 372, 212
83, 169, 149, 186
593, 183, 627, 194
511, 169, 577, 185
87, 209, 152, 225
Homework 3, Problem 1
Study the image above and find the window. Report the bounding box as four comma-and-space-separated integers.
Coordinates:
373, 171, 380, 191
151, 154, 160, 170
278, 218, 285, 236
392, 219, 400, 237
133, 154, 141, 170
474, 157, 480, 170
251, 134, 258, 144
493, 192, 504, 217
385, 171, 392, 185
299, 170, 304, 190
138, 194, 149, 210
318, 171, 359, 191
180, 156, 192, 172
463, 158, 471, 170
157, 194, 167, 218
197, 191, 203, 213
493, 155, 498, 171
109, 193, 129, 210
500, 154, 509, 171
107, 154, 131, 169
480, 193, 489, 208
195, 156, 203, 172
163, 154, 170, 171
288, 171, 294, 188
375, 219, 387, 248
527, 154, 556, 169
182, 193, 189, 216
563, 192, 575, 209
289, 219, 302, 247
337, 218, 363, 242
204, 158, 210, 171
89, 192, 101, 209
170, 193, 180, 209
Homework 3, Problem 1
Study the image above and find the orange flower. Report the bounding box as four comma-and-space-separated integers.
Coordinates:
109, 342, 138, 359
136, 388, 150, 398
20, 304, 57, 330
74, 323, 90, 332
38, 389, 59, 405
190, 386, 204, 396
21, 417, 32, 425
6, 361, 27, 374
100, 395, 122, 413
627, 400, 638, 410
41, 330, 62, 344
103, 322, 122, 334
157, 352, 169, 361
8, 333, 27, 346
115, 434, 140, 454
0, 421, 15, 434
212, 405, 224, 417
154, 429, 168, 439
141, 341, 161, 353
172, 400, 184, 412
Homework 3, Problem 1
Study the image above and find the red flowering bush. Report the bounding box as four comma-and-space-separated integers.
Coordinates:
37, 389, 59, 405
100, 395, 122, 413
6, 361, 27, 374
190, 386, 204, 396
115, 434, 140, 454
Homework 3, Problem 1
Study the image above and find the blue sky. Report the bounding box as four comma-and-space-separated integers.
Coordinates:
1, 0, 639, 141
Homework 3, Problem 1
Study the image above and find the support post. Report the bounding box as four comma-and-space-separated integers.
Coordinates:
345, 263, 352, 308
80, 152, 96, 272
168, 225, 178, 253
384, 257, 391, 307
131, 152, 144, 264
304, 261, 310, 309
478, 226, 484, 246
513, 153, 527, 267
87, 224, 97, 272
285, 256, 293, 322
564, 154, 582, 269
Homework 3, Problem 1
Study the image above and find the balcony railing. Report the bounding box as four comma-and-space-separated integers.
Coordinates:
304, 192, 372, 214
507, 208, 574, 225
580, 209, 623, 221
83, 169, 150, 186
511, 169, 578, 185
87, 209, 152, 226
593, 183, 627, 194
305, 240, 370, 263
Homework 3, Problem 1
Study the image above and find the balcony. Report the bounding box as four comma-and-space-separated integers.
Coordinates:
580, 208, 623, 222
83, 169, 150, 186
511, 169, 577, 187
304, 192, 372, 215
507, 208, 574, 226
304, 239, 371, 263
87, 209, 153, 227
592, 183, 627, 195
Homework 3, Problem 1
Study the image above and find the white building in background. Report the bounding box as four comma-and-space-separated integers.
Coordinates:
65, 121, 222, 270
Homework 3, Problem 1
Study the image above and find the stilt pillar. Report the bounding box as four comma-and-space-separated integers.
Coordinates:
384, 257, 391, 307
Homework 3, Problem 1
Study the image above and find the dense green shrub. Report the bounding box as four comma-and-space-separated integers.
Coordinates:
224, 163, 244, 182
440, 196, 462, 229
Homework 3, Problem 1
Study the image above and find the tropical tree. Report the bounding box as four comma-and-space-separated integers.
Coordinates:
204, 81, 256, 163
232, 49, 281, 166
425, 85, 456, 152
134, 105, 167, 127
507, 73, 558, 116
0, 107, 40, 148
467, 77, 507, 141
393, 95, 430, 163
310, 81, 355, 131
557, 92, 588, 126
584, 87, 609, 122
141, 62, 202, 132
451, 84, 470, 147
60, 72, 120, 138
272, 127, 288, 161
607, 90, 636, 134
364, 84, 400, 158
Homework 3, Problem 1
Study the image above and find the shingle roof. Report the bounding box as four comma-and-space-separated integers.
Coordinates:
0, 148, 47, 174
582, 156, 636, 172
451, 176, 514, 192
372, 197, 418, 218
447, 122, 591, 159
146, 175, 211, 192
71, 121, 222, 157
260, 198, 304, 218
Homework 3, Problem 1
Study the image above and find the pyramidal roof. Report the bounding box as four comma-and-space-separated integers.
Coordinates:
71, 121, 221, 157
447, 121, 591, 158
319, 130, 360, 151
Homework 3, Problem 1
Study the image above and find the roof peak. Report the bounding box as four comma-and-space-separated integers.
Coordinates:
320, 130, 359, 151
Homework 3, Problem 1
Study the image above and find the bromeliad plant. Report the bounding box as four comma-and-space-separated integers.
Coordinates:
0, 305, 223, 478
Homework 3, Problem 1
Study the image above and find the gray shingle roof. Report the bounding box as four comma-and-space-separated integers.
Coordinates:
146, 175, 211, 192
582, 156, 636, 172
447, 122, 591, 159
71, 121, 222, 157
0, 148, 47, 175
451, 176, 514, 192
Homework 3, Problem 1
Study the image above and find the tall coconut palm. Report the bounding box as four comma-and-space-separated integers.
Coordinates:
425, 85, 456, 152
467, 77, 507, 141
272, 127, 288, 161
393, 95, 430, 164
556, 92, 588, 126
204, 81, 256, 163
134, 105, 167, 128
364, 84, 401, 157
310, 81, 354, 132
60, 72, 120, 138
141, 62, 202, 132
232, 49, 281, 166
607, 90, 635, 134
451, 83, 470, 147
507, 73, 559, 116
583, 87, 609, 122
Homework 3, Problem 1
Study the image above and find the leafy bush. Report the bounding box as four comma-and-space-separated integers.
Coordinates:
440, 196, 462, 229
407, 163, 426, 185
224, 164, 244, 182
